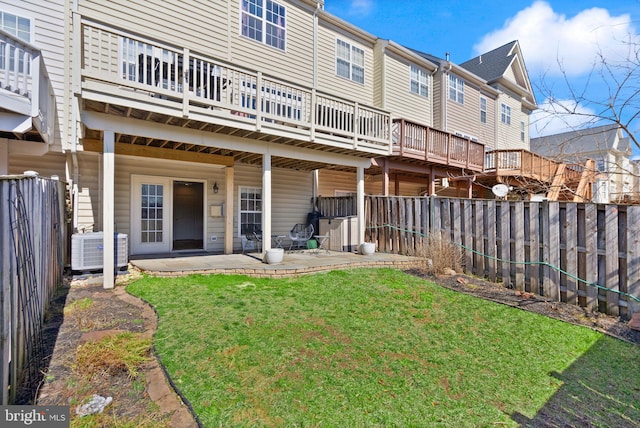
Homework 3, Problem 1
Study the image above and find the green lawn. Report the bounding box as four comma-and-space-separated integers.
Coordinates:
127, 268, 640, 427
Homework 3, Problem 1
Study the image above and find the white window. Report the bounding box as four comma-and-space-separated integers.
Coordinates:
448, 75, 464, 104
239, 186, 262, 236
241, 0, 286, 51
480, 97, 487, 123
501, 103, 511, 125
520, 121, 525, 141
0, 11, 32, 72
410, 66, 428, 97
336, 39, 364, 84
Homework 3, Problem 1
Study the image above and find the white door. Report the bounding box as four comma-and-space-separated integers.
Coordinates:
131, 176, 172, 254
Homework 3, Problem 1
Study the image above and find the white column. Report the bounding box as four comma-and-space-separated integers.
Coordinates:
224, 166, 234, 254
0, 139, 8, 175
357, 166, 365, 244
262, 153, 272, 252
103, 130, 115, 289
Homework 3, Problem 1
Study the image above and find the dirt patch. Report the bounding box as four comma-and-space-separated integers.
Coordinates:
410, 269, 640, 346
34, 270, 198, 427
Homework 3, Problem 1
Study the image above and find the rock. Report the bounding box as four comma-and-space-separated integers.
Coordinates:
442, 268, 456, 276
76, 394, 113, 417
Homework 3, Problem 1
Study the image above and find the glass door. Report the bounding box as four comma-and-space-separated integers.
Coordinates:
131, 176, 171, 254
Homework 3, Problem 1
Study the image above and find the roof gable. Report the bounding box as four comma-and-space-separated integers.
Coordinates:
460, 41, 535, 104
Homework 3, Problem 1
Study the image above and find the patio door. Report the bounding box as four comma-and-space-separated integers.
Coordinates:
131, 176, 171, 254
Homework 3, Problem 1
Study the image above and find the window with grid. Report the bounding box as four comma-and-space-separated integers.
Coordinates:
448, 75, 464, 104
336, 39, 364, 84
0, 11, 32, 72
521, 121, 525, 141
140, 184, 164, 243
501, 103, 511, 125
239, 186, 262, 236
480, 97, 487, 123
410, 66, 428, 97
241, 0, 286, 51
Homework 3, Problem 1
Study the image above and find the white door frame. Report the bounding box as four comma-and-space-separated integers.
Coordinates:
130, 174, 208, 254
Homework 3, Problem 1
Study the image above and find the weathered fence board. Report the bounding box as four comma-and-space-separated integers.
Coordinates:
0, 176, 67, 404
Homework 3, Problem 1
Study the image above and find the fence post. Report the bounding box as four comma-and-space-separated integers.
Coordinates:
605, 205, 620, 316
627, 206, 640, 315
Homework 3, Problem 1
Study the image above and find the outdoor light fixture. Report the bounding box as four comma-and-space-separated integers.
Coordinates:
213, 182, 219, 193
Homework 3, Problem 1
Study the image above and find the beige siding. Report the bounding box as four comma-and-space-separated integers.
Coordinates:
8, 152, 67, 178
317, 170, 423, 196
373, 41, 384, 107
316, 20, 374, 104
75, 153, 313, 253
1, 0, 68, 150
479, 93, 497, 149
432, 72, 443, 129
79, 0, 229, 61
384, 52, 432, 125
79, 0, 315, 89
445, 76, 482, 139
495, 92, 527, 150
227, 1, 315, 87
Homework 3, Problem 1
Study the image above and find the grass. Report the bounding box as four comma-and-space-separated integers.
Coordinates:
127, 268, 640, 427
74, 332, 151, 379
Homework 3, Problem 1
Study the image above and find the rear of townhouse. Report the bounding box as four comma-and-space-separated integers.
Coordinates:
1, 0, 538, 288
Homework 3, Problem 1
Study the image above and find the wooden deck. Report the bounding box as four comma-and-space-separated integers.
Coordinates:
391, 119, 485, 172
79, 18, 392, 159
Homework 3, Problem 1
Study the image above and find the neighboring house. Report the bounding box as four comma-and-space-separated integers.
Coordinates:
530, 124, 633, 203
1, 0, 541, 288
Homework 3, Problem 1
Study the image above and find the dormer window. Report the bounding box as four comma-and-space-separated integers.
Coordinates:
241, 0, 286, 51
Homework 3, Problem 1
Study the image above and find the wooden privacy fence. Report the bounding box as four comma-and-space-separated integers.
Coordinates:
0, 175, 67, 404
363, 195, 640, 318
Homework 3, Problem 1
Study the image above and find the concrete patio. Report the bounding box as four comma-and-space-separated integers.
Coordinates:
130, 250, 422, 277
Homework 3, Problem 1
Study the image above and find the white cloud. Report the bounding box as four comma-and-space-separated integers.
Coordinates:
530, 98, 598, 137
347, 0, 374, 16
474, 1, 638, 76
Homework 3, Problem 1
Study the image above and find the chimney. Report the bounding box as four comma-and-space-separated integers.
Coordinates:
479, 55, 482, 64
445, 52, 450, 61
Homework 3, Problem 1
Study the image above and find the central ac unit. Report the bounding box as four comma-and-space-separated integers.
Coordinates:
71, 232, 128, 271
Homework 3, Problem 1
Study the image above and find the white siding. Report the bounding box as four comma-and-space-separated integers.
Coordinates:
8, 152, 67, 178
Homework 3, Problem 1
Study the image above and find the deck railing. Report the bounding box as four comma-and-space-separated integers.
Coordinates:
0, 29, 55, 143
484, 149, 562, 182
81, 20, 391, 155
391, 119, 485, 171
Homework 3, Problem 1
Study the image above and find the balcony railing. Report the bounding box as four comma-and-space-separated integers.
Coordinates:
484, 149, 563, 182
391, 119, 485, 171
0, 29, 55, 143
80, 20, 391, 155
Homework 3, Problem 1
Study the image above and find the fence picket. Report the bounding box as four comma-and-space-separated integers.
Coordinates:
486, 201, 497, 282
500, 201, 511, 284
605, 205, 620, 316
584, 204, 598, 311
463, 199, 473, 274
513, 202, 525, 291
564, 203, 578, 305
627, 206, 640, 314
528, 202, 540, 295
474, 200, 484, 278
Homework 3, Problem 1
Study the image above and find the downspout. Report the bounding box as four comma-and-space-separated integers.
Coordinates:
429, 66, 438, 126
311, 1, 320, 202
70, 1, 80, 231
443, 59, 452, 132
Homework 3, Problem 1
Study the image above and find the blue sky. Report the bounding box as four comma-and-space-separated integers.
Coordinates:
324, 0, 640, 153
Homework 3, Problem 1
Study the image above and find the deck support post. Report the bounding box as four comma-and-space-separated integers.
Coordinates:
102, 130, 115, 289
262, 153, 272, 252
357, 166, 365, 244
224, 166, 234, 254
0, 139, 8, 175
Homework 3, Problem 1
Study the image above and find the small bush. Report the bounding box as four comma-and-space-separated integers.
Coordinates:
412, 232, 462, 275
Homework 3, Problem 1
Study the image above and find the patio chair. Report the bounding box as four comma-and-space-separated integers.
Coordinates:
288, 223, 314, 250
241, 224, 262, 254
